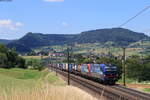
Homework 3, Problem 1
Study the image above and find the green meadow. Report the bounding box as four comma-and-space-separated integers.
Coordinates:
0, 68, 65, 93
0, 68, 96, 100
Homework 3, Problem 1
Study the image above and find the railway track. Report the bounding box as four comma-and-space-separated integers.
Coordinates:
110, 85, 150, 100
49, 67, 150, 100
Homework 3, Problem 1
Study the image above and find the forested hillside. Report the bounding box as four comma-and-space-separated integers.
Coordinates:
7, 28, 149, 52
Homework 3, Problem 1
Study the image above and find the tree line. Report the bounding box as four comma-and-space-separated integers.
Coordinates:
0, 44, 45, 71
126, 55, 150, 82
72, 54, 150, 82
0, 44, 26, 69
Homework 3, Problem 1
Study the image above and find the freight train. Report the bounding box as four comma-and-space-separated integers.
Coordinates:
51, 63, 118, 85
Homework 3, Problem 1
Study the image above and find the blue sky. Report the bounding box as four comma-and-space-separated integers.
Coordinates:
0, 0, 150, 39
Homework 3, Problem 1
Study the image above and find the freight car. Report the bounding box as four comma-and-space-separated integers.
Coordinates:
55, 63, 118, 85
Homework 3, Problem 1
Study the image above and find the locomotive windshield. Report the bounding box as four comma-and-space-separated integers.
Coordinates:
102, 64, 117, 75
105, 65, 117, 71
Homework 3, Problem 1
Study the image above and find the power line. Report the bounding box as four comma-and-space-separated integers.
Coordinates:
119, 6, 150, 27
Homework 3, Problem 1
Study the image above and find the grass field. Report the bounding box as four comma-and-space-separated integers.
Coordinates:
0, 68, 64, 92
0, 68, 97, 100
143, 88, 150, 92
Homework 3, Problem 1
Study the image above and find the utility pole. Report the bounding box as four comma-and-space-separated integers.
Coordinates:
41, 54, 43, 60
122, 47, 126, 86
56, 53, 58, 76
67, 47, 70, 85
48, 53, 50, 70
141, 40, 144, 64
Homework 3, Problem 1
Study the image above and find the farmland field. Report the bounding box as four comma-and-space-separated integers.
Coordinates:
22, 56, 49, 60
35, 41, 150, 57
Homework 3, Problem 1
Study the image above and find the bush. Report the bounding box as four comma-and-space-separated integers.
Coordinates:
0, 44, 26, 69
26, 59, 45, 71
16, 57, 26, 69
126, 55, 150, 82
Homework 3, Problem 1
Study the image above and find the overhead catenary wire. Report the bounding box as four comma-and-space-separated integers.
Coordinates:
77, 6, 150, 30
119, 6, 150, 27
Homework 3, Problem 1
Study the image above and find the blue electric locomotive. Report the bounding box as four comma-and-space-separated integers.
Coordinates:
99, 64, 118, 84
56, 63, 118, 85
80, 64, 118, 84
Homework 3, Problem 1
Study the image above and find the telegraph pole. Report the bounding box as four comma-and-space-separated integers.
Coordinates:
67, 47, 70, 85
141, 40, 144, 63
122, 47, 126, 86
56, 53, 58, 76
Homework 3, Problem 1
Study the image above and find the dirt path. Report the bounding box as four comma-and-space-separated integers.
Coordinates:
127, 84, 150, 91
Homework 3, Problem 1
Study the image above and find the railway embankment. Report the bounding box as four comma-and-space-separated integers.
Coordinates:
0, 68, 97, 100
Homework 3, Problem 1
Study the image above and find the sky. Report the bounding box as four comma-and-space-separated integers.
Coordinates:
0, 0, 150, 39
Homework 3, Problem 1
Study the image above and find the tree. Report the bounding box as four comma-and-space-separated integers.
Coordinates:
26, 59, 45, 71
6, 49, 18, 68
74, 54, 85, 64
0, 53, 7, 68
0, 44, 26, 69
16, 57, 26, 69
82, 58, 93, 64
0, 44, 7, 53
126, 55, 143, 82
126, 55, 150, 82
142, 62, 150, 81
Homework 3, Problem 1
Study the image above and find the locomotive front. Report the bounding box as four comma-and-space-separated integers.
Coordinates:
100, 64, 118, 84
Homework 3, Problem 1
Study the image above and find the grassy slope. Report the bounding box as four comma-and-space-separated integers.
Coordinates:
144, 88, 150, 92
0, 68, 97, 100
0, 68, 65, 93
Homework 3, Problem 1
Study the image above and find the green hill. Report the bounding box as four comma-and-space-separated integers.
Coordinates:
0, 39, 13, 45
7, 32, 75, 52
76, 28, 148, 44
7, 28, 149, 53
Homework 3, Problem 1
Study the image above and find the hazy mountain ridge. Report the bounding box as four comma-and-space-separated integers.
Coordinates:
7, 28, 149, 52
0, 39, 13, 45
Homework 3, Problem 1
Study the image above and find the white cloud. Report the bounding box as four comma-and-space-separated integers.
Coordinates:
16, 22, 24, 27
0, 19, 24, 31
44, 0, 64, 2
62, 21, 70, 27
0, 19, 12, 28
